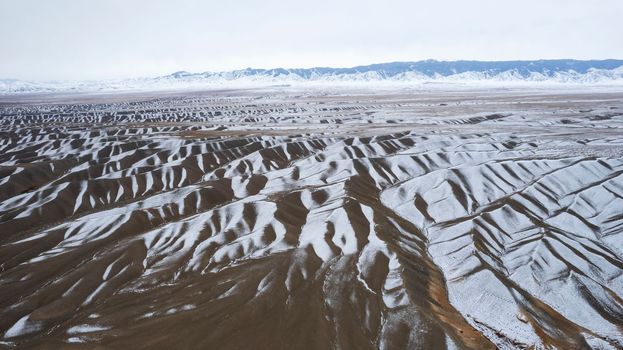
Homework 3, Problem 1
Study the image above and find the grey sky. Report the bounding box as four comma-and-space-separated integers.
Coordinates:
1, 0, 622, 81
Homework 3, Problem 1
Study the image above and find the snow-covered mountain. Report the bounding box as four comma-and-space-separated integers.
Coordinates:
2, 59, 623, 93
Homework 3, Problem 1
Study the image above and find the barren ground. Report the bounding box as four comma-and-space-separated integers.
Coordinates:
1, 87, 622, 349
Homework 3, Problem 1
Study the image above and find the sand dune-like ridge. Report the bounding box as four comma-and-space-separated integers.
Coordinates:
1, 89, 622, 349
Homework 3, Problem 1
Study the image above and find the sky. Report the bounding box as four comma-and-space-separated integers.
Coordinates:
1, 0, 622, 81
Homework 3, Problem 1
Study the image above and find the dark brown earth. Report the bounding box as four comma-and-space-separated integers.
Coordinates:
0, 87, 622, 349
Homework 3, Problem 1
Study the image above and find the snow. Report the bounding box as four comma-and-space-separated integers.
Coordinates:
67, 324, 111, 334
4, 315, 41, 338
2, 61, 623, 94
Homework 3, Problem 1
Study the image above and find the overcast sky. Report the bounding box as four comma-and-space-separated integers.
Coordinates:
1, 0, 622, 81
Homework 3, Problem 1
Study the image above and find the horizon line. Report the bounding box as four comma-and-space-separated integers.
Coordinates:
3, 58, 623, 82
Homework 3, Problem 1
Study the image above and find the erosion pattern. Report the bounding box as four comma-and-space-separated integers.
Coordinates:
1, 89, 622, 349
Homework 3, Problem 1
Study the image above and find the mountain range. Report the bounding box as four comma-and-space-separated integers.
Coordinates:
2, 59, 623, 93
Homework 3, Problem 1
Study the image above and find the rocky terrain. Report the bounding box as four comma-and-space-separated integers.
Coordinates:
0, 87, 622, 349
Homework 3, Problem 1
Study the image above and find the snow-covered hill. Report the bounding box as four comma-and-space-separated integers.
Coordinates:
2, 59, 623, 93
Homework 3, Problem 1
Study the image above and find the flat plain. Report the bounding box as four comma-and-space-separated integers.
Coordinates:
1, 87, 622, 349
